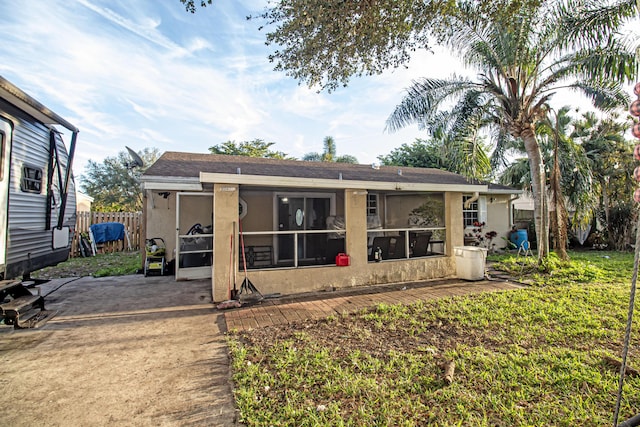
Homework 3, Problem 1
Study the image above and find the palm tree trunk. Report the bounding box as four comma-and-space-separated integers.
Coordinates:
522, 131, 549, 260
551, 149, 569, 260
550, 116, 569, 260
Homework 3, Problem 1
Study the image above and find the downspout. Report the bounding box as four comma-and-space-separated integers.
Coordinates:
509, 195, 521, 227
464, 192, 480, 209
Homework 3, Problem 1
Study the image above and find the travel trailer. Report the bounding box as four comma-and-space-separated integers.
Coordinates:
0, 76, 78, 326
0, 76, 78, 280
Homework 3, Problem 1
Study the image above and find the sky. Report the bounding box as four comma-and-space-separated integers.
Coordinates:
0, 1, 636, 181
0, 0, 470, 179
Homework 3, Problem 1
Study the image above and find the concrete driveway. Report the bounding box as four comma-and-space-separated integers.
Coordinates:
0, 275, 238, 426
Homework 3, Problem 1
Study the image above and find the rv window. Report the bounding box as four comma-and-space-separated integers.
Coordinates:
21, 165, 43, 193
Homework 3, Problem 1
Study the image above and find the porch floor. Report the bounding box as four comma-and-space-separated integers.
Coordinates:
224, 277, 522, 332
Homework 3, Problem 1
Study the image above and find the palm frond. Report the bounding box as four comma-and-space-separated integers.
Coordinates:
569, 80, 631, 111
385, 76, 476, 132
559, 0, 638, 49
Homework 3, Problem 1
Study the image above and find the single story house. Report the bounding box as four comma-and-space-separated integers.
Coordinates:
140, 152, 521, 302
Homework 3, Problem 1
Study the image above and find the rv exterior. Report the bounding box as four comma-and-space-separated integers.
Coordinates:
0, 76, 78, 281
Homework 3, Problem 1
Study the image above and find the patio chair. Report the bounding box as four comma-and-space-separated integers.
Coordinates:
411, 232, 433, 257
389, 235, 406, 259
369, 236, 391, 261
325, 238, 345, 264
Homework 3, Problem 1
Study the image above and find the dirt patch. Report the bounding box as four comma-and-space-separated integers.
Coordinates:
0, 276, 238, 426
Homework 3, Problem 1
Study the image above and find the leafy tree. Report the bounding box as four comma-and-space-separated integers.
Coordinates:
252, 0, 543, 92
209, 139, 291, 159
537, 107, 575, 260
378, 139, 445, 169
378, 136, 492, 181
572, 111, 636, 250
303, 136, 358, 163
386, 0, 636, 260
80, 147, 160, 212
500, 109, 635, 252
179, 0, 212, 14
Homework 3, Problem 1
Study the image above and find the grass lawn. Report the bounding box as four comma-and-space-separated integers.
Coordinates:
228, 250, 640, 426
32, 251, 142, 279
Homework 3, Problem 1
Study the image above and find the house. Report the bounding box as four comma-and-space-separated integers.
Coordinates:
140, 152, 521, 302
76, 191, 94, 212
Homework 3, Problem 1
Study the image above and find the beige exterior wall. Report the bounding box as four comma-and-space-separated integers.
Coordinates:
212, 184, 239, 301
240, 256, 455, 298
76, 192, 93, 212
460, 194, 513, 250
239, 191, 273, 248
145, 190, 177, 258
144, 190, 214, 263
484, 194, 513, 248
446, 192, 464, 256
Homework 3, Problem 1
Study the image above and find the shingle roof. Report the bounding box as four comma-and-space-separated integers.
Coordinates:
143, 151, 485, 186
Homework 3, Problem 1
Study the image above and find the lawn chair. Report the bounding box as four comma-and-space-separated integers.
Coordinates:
369, 236, 391, 261
411, 232, 433, 257
517, 240, 533, 257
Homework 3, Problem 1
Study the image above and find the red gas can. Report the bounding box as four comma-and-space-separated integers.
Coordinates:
336, 253, 350, 266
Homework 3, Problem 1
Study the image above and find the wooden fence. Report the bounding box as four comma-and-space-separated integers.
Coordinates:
71, 212, 143, 257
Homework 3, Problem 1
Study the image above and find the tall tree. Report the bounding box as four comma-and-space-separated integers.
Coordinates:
303, 136, 359, 163
378, 139, 446, 169
538, 107, 574, 259
81, 147, 160, 212
572, 111, 636, 249
386, 0, 636, 260
253, 0, 546, 92
378, 136, 492, 181
179, 0, 213, 14
209, 139, 290, 159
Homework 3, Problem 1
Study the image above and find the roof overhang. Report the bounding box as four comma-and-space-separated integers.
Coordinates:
140, 176, 203, 191
0, 76, 79, 132
484, 188, 523, 195
199, 172, 487, 192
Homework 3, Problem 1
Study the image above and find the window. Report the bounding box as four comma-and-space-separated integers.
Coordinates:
462, 195, 478, 227
367, 193, 378, 216
463, 195, 487, 227
21, 165, 43, 193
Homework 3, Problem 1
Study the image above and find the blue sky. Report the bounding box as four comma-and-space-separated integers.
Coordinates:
0, 0, 469, 178
1, 1, 636, 180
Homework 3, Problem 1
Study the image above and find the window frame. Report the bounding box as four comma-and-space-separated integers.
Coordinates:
366, 193, 378, 216
21, 164, 44, 194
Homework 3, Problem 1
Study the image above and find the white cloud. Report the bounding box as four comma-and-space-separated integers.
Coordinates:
0, 0, 462, 173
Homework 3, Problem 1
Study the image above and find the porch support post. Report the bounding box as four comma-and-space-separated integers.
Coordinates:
344, 189, 368, 266
445, 192, 464, 256
213, 183, 239, 302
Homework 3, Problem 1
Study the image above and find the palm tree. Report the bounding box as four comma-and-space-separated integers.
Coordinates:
386, 0, 637, 260
537, 107, 579, 259
303, 136, 359, 164
499, 106, 595, 258
572, 111, 636, 249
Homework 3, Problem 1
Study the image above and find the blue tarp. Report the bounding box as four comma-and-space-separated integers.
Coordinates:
90, 222, 125, 243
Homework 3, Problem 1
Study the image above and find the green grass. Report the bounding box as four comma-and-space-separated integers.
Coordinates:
32, 251, 142, 279
229, 250, 640, 426
488, 250, 633, 286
